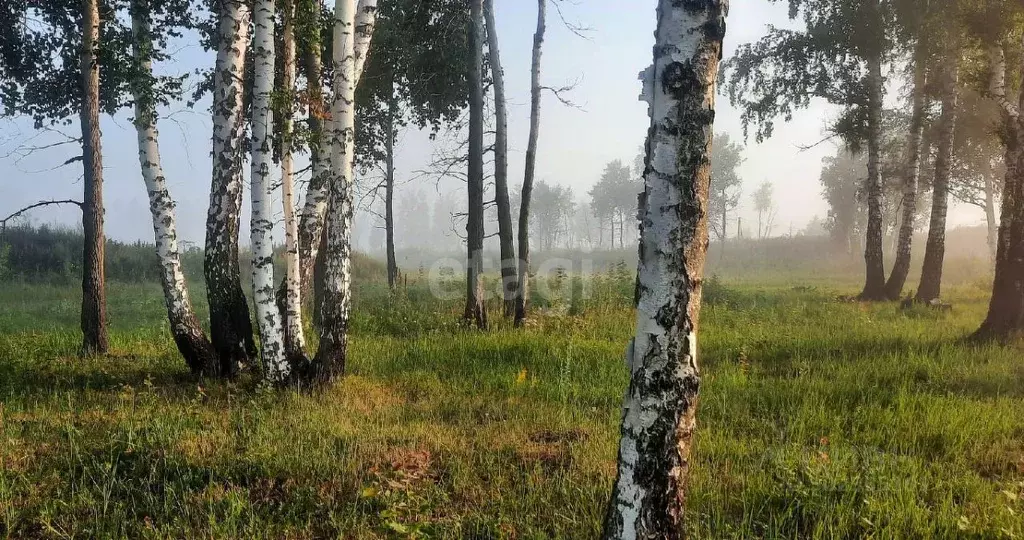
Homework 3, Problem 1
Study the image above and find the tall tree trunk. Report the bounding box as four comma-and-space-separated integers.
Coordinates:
885, 47, 927, 300
129, 0, 216, 374
915, 61, 960, 303
385, 89, 398, 290
206, 0, 255, 375
484, 0, 517, 317
975, 46, 1024, 341
859, 47, 887, 301
79, 0, 108, 356
985, 168, 999, 265
601, 1, 726, 537
464, 0, 487, 329
513, 0, 546, 328
310, 0, 379, 383
296, 1, 328, 299
279, 0, 307, 360
250, 0, 288, 381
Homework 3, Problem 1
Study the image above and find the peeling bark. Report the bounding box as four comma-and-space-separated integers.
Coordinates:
916, 61, 960, 303
859, 45, 887, 301
484, 0, 517, 317
885, 47, 927, 301
250, 0, 288, 382
206, 0, 255, 375
464, 0, 487, 330
128, 0, 217, 375
514, 0, 546, 328
79, 0, 108, 356
601, 0, 726, 538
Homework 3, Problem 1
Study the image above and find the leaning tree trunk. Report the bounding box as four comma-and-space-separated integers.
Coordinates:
916, 61, 960, 303
484, 0, 517, 317
601, 1, 726, 538
129, 0, 217, 374
514, 0, 546, 328
79, 0, 108, 356
885, 47, 927, 301
206, 0, 255, 375
385, 89, 398, 290
310, 0, 379, 383
975, 45, 1024, 341
464, 0, 487, 330
250, 0, 288, 382
279, 0, 307, 360
859, 47, 888, 301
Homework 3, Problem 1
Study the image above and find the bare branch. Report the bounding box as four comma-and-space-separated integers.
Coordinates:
1, 199, 83, 236
541, 78, 586, 111
549, 0, 592, 40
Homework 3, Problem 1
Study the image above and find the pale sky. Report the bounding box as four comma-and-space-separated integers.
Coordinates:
0, 0, 987, 246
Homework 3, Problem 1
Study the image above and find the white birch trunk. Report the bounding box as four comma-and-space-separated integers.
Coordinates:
250, 0, 287, 381
602, 0, 727, 538
311, 0, 359, 380
297, 0, 377, 281
128, 0, 216, 374
280, 0, 305, 355
206, 0, 255, 372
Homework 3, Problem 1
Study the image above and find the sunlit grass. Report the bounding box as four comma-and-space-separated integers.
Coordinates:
0, 273, 1022, 538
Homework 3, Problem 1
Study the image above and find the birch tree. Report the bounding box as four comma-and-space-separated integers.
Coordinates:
602, 0, 727, 537
514, 0, 546, 327
295, 0, 329, 299
248, 0, 288, 381
884, 46, 928, 299
974, 19, 1024, 340
309, 0, 379, 382
484, 0, 517, 317
915, 58, 960, 303
206, 0, 256, 374
128, 0, 217, 374
278, 0, 306, 358
727, 0, 894, 300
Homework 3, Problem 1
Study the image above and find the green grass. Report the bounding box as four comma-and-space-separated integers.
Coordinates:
1, 274, 1023, 538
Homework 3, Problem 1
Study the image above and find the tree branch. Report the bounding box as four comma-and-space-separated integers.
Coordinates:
1, 199, 83, 236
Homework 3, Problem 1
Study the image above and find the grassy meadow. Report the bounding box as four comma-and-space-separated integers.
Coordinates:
1, 255, 1023, 538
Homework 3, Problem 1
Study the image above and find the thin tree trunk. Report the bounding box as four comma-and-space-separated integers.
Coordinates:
985, 169, 998, 265
279, 0, 307, 360
296, 0, 376, 307
484, 0, 517, 317
206, 0, 255, 374
916, 61, 960, 303
885, 47, 927, 300
601, 1, 726, 537
128, 0, 217, 374
513, 0, 545, 328
310, 0, 378, 383
464, 0, 487, 329
975, 45, 1024, 341
859, 45, 887, 301
385, 90, 398, 290
79, 0, 108, 356
297, 3, 328, 298
250, 0, 288, 381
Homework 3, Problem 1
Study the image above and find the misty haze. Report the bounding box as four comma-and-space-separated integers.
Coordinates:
1, 0, 1022, 537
